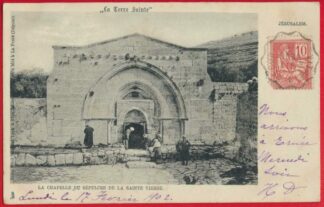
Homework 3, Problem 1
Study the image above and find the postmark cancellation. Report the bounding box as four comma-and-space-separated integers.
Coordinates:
262, 31, 318, 90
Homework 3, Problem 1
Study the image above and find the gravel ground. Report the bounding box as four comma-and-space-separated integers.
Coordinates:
11, 164, 178, 184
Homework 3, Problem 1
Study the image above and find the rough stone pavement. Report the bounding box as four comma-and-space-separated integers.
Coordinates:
163, 158, 257, 185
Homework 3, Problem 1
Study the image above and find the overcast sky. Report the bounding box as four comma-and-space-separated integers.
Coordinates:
14, 12, 257, 73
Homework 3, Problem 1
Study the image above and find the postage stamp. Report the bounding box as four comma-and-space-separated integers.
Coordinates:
262, 31, 318, 89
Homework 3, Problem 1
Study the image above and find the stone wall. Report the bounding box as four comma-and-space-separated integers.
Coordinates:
10, 145, 172, 167
11, 98, 47, 146
186, 82, 248, 144
235, 91, 258, 167
212, 82, 248, 143
11, 144, 241, 167
11, 146, 124, 167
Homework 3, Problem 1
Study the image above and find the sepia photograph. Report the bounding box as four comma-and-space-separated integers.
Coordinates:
9, 11, 259, 185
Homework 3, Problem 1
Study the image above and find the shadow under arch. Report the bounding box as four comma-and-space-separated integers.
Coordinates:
122, 108, 148, 149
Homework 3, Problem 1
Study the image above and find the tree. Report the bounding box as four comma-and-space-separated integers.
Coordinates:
11, 69, 48, 98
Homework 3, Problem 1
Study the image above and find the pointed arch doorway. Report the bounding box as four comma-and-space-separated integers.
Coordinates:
82, 61, 188, 145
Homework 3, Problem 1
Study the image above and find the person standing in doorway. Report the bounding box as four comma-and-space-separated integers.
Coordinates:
84, 125, 94, 148
123, 127, 134, 149
176, 136, 191, 165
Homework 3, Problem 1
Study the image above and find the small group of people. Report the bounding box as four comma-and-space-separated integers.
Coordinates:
84, 124, 191, 166
148, 134, 192, 165
176, 136, 191, 165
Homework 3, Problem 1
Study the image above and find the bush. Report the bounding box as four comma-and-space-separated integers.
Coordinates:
11, 69, 48, 98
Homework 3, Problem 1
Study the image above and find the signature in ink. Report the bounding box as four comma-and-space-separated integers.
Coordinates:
258, 181, 307, 199
282, 181, 306, 195
257, 183, 278, 199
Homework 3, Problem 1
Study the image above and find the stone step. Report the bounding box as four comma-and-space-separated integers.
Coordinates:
126, 161, 163, 169
125, 156, 151, 162
124, 149, 150, 157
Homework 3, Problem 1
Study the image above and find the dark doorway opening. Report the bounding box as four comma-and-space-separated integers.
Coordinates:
124, 122, 146, 149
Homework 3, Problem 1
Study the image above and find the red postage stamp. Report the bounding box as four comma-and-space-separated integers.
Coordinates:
270, 39, 312, 89
262, 32, 318, 90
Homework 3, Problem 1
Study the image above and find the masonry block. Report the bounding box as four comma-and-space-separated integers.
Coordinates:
15, 153, 25, 166
25, 154, 37, 166
73, 153, 83, 165
36, 155, 47, 166
47, 155, 56, 166
65, 153, 74, 164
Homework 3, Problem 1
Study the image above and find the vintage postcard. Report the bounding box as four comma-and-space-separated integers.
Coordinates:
3, 2, 320, 204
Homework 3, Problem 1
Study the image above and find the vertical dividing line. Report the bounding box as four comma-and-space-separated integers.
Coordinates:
107, 120, 110, 145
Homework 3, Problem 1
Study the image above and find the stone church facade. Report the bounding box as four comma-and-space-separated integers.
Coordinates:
47, 34, 248, 147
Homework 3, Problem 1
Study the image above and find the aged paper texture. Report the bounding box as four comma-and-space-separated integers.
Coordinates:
3, 2, 320, 204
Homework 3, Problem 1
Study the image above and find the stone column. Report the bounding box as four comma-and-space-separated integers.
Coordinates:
179, 119, 186, 138
107, 120, 111, 144
182, 119, 186, 137
179, 120, 183, 138
159, 120, 164, 143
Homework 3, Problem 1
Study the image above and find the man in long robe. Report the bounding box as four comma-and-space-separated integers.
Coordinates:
84, 125, 94, 148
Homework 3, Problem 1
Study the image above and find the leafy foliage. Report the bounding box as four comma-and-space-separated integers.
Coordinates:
208, 60, 258, 83
11, 69, 48, 98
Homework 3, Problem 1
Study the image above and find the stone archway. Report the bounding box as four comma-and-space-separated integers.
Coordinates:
82, 60, 188, 144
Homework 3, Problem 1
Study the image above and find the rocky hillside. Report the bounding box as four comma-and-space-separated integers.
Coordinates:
198, 31, 258, 82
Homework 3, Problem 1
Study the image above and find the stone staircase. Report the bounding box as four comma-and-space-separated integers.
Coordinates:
124, 149, 162, 168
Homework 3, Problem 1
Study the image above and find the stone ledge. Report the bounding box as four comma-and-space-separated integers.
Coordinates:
11, 144, 241, 167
